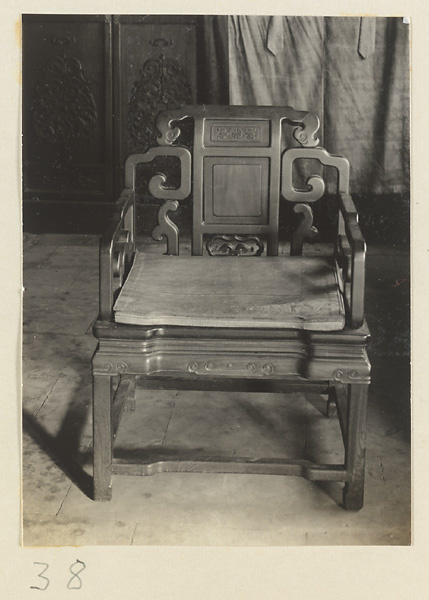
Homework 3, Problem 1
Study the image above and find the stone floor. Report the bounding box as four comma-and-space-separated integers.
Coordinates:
22, 233, 411, 546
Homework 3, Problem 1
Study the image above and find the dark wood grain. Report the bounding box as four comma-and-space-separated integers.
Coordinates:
113, 254, 346, 331
343, 384, 369, 510
93, 374, 113, 501
113, 16, 198, 197
23, 15, 113, 207
112, 457, 347, 480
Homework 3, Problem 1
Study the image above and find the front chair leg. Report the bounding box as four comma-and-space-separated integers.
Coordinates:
343, 383, 369, 510
93, 374, 113, 501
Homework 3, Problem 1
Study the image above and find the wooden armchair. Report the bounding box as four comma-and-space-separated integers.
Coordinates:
92, 105, 371, 510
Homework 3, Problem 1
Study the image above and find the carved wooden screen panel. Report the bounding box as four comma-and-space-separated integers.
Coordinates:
22, 15, 113, 221
113, 15, 198, 201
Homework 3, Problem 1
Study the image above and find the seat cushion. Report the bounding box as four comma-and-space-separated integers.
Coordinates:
114, 253, 345, 331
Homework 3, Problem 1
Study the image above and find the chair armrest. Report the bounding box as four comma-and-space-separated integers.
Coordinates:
336, 193, 366, 328
99, 189, 136, 321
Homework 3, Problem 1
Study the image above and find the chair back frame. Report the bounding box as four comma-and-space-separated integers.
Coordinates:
125, 105, 350, 258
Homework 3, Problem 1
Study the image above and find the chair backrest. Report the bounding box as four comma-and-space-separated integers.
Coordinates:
125, 105, 350, 256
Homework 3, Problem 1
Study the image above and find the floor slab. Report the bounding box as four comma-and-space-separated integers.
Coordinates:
22, 431, 72, 517
23, 513, 136, 546
23, 332, 96, 380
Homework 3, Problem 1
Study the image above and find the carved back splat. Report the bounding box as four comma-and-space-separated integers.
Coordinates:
124, 106, 350, 256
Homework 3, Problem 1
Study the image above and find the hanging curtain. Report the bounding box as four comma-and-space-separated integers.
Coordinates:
227, 16, 410, 196
228, 16, 324, 113
324, 17, 409, 195
198, 15, 229, 104
228, 16, 325, 190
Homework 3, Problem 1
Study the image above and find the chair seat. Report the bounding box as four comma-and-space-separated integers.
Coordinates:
114, 253, 345, 331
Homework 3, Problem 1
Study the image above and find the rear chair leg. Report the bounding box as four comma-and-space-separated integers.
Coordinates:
326, 387, 337, 418
93, 374, 113, 501
124, 378, 137, 413
343, 383, 369, 511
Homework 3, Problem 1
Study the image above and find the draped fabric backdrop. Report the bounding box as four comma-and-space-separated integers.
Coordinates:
202, 16, 409, 197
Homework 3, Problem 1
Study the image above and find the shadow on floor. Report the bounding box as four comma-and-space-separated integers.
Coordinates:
368, 356, 410, 441
22, 376, 93, 500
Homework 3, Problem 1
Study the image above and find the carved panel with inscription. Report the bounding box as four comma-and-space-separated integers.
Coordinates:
204, 120, 270, 147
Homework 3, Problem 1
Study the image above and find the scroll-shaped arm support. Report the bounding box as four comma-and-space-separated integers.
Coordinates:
281, 147, 350, 202
337, 193, 366, 328
152, 200, 179, 255
99, 189, 135, 321
125, 147, 192, 255
125, 147, 192, 198
290, 204, 318, 256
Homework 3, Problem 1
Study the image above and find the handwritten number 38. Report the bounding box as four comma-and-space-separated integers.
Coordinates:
31, 560, 86, 590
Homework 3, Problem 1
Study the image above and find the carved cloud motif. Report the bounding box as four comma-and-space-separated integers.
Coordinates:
32, 55, 98, 146
127, 54, 192, 150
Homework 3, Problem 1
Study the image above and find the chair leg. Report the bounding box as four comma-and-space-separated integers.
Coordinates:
93, 374, 113, 501
124, 378, 137, 413
326, 387, 337, 418
343, 383, 369, 511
